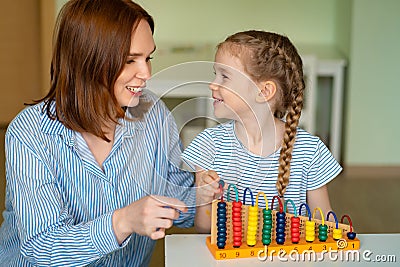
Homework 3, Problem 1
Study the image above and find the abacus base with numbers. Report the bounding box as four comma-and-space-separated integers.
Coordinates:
206, 186, 360, 260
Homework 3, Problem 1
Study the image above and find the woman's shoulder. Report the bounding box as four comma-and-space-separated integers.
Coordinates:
7, 103, 45, 133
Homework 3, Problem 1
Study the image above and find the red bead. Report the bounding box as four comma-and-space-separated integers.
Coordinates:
291, 232, 300, 238
233, 231, 242, 237
233, 201, 242, 207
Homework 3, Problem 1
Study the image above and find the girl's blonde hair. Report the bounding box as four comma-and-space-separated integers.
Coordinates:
218, 31, 305, 197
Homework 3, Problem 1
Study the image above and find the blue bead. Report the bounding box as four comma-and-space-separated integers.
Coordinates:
217, 236, 227, 242
277, 212, 286, 218
217, 202, 226, 208
217, 242, 225, 249
217, 232, 227, 237
276, 227, 285, 234
277, 218, 286, 224
347, 232, 357, 240
217, 226, 227, 232
276, 233, 285, 239
217, 217, 227, 223
276, 238, 285, 244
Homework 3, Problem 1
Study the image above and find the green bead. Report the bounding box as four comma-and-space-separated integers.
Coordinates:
263, 224, 272, 230
262, 228, 271, 234
319, 224, 328, 231
263, 209, 272, 215
263, 219, 272, 225
319, 234, 328, 241
262, 238, 271, 245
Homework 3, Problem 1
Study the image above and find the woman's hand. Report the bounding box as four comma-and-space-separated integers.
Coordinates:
112, 195, 188, 244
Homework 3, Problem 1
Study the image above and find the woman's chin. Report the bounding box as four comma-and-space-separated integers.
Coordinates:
126, 97, 140, 107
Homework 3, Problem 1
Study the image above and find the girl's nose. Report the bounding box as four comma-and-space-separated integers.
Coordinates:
209, 80, 218, 91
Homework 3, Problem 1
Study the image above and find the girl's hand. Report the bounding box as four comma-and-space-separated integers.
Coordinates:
195, 170, 225, 206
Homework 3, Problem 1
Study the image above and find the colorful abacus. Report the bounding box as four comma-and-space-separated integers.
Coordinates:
206, 186, 360, 260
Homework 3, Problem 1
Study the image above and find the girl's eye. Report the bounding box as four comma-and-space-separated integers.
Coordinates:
221, 74, 229, 79
146, 56, 153, 62
127, 60, 135, 64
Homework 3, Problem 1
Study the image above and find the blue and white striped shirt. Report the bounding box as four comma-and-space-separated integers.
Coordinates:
0, 90, 195, 266
181, 120, 342, 213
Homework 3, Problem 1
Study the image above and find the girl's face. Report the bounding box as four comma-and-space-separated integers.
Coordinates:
209, 49, 261, 120
114, 20, 156, 107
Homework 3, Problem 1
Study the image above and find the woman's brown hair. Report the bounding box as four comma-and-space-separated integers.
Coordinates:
35, 0, 154, 141
218, 31, 305, 197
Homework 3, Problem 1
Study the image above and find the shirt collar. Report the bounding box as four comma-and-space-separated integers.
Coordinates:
39, 101, 146, 143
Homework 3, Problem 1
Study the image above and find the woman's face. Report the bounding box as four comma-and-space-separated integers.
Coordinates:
114, 20, 156, 107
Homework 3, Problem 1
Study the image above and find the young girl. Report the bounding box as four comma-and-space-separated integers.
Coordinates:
181, 30, 342, 233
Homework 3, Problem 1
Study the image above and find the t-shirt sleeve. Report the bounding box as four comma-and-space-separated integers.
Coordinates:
306, 139, 342, 190
181, 129, 215, 171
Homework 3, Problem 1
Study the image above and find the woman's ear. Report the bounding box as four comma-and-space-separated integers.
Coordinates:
255, 81, 277, 103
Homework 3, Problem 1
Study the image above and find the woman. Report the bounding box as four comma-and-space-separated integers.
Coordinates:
0, 0, 195, 266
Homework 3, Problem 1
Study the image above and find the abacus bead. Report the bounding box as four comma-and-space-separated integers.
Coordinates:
291, 232, 300, 238
217, 236, 227, 243
233, 226, 242, 232
217, 243, 225, 249
292, 237, 300, 244
263, 224, 272, 230
276, 227, 285, 234
217, 220, 226, 226
217, 202, 226, 208
232, 221, 242, 227
248, 225, 257, 232
319, 234, 328, 241
263, 209, 272, 215
263, 219, 272, 225
262, 238, 271, 245
277, 217, 286, 224
306, 234, 315, 242
217, 217, 226, 223
291, 217, 300, 223
276, 233, 285, 239
333, 229, 342, 240
347, 232, 357, 240
217, 231, 227, 237
232, 216, 241, 222
276, 238, 285, 245
232, 201, 242, 207
262, 228, 271, 234
292, 222, 300, 228
233, 236, 242, 242
233, 231, 242, 237
319, 224, 328, 231
277, 212, 286, 218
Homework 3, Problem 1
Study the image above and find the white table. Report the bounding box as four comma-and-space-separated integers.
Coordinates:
165, 234, 400, 266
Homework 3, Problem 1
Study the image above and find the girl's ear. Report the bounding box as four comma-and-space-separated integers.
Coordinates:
255, 81, 277, 103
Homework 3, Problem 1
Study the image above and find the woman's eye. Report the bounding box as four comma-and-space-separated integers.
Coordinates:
127, 60, 135, 64
146, 56, 153, 62
222, 74, 229, 79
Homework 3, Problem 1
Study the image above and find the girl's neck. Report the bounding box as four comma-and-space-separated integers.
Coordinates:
234, 114, 284, 157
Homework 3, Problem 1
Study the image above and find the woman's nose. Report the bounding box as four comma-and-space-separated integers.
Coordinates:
136, 63, 151, 81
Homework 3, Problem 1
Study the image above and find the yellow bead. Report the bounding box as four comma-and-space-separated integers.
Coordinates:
333, 228, 342, 240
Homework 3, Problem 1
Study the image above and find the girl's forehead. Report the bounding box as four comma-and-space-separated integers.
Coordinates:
214, 49, 246, 73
